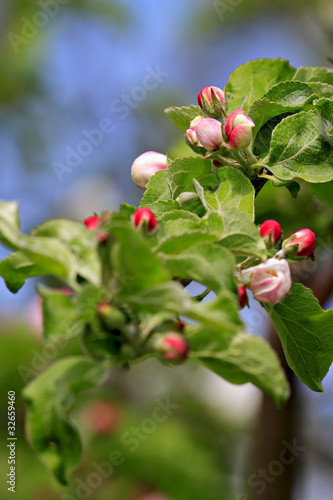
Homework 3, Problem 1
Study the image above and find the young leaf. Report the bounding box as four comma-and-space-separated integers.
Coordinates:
193, 167, 254, 219
167, 156, 218, 198
293, 66, 333, 86
226, 58, 296, 113
109, 222, 170, 296
0, 200, 20, 249
189, 329, 290, 406
203, 210, 267, 260
140, 169, 172, 206
267, 110, 333, 183
165, 105, 202, 131
23, 357, 107, 485
31, 219, 101, 286
160, 243, 236, 293
266, 283, 333, 392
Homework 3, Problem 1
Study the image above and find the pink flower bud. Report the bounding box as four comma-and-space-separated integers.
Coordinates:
131, 151, 168, 189
283, 228, 316, 259
237, 285, 248, 309
85, 401, 122, 435
225, 109, 255, 149
198, 86, 225, 116
185, 127, 199, 147
84, 215, 100, 230
241, 258, 291, 306
260, 220, 282, 248
195, 118, 224, 151
133, 207, 158, 233
157, 333, 190, 364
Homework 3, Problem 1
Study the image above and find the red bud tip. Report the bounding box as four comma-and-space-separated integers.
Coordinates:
260, 220, 282, 245
237, 285, 248, 309
133, 207, 158, 233
84, 215, 100, 230
159, 333, 190, 363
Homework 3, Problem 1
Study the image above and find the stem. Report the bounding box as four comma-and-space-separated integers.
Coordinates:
232, 149, 250, 169
244, 146, 258, 165
193, 287, 212, 302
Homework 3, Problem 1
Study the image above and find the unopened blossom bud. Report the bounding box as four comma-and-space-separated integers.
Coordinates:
131, 151, 168, 189
133, 207, 158, 233
84, 215, 100, 230
198, 86, 225, 117
237, 285, 248, 309
97, 303, 126, 330
176, 191, 197, 205
240, 258, 291, 306
185, 116, 204, 147
195, 118, 224, 151
260, 220, 282, 249
157, 333, 190, 364
225, 109, 255, 149
283, 228, 316, 260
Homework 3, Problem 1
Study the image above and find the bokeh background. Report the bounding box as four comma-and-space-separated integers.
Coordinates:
0, 0, 333, 499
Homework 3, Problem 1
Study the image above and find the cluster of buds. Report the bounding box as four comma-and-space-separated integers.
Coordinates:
238, 221, 316, 306
131, 151, 168, 189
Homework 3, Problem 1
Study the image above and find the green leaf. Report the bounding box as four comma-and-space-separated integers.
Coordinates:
165, 105, 203, 131
293, 66, 333, 86
109, 222, 170, 296
189, 330, 290, 406
226, 58, 296, 113
0, 200, 20, 249
249, 81, 317, 138
38, 286, 79, 340
31, 218, 101, 286
0, 251, 43, 293
160, 243, 236, 294
155, 230, 217, 254
167, 156, 218, 198
268, 110, 333, 182
23, 357, 107, 485
266, 283, 333, 392
125, 282, 242, 334
308, 83, 333, 99
203, 210, 267, 260
253, 113, 292, 159
140, 169, 172, 207
193, 167, 254, 219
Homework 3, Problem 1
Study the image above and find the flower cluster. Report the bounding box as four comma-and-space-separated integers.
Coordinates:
238, 220, 316, 306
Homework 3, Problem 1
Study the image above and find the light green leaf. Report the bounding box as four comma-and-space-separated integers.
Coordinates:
193, 167, 254, 219
23, 357, 107, 485
110, 222, 170, 296
189, 330, 290, 406
165, 105, 203, 131
140, 169, 172, 207
268, 110, 333, 182
293, 66, 333, 86
308, 83, 333, 99
0, 251, 43, 293
203, 210, 267, 260
167, 156, 218, 198
160, 243, 236, 293
226, 58, 296, 113
31, 218, 101, 286
125, 282, 242, 334
0, 200, 20, 249
266, 283, 333, 392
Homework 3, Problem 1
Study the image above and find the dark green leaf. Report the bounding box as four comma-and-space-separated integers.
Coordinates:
266, 283, 333, 392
